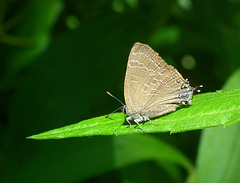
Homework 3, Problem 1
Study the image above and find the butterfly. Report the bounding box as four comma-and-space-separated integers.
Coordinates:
105, 42, 201, 132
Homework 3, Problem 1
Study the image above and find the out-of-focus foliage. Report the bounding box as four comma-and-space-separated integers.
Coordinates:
1, 0, 240, 182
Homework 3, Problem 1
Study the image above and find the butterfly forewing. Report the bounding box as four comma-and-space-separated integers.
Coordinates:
124, 42, 192, 118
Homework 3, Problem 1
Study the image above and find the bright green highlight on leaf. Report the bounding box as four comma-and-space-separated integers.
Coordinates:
28, 89, 240, 140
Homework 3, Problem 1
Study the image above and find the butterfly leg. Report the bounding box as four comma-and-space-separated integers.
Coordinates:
126, 116, 145, 132
125, 117, 132, 129
145, 117, 159, 126
134, 120, 145, 132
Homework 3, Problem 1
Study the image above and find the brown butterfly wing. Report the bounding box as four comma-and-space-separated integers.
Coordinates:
124, 42, 193, 118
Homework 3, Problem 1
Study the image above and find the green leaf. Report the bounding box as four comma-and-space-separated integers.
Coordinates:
0, 135, 192, 183
28, 89, 240, 139
196, 124, 240, 183
117, 134, 192, 183
113, 135, 193, 173
222, 68, 240, 89
196, 69, 240, 183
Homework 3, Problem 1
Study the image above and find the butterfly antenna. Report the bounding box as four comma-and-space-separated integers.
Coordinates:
104, 91, 125, 119
106, 91, 125, 106
104, 106, 123, 119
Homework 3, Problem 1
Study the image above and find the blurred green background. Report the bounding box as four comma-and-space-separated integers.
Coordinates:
1, 0, 240, 182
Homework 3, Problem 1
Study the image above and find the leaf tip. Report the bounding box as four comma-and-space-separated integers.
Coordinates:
26, 135, 35, 139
